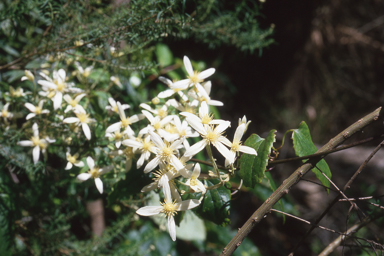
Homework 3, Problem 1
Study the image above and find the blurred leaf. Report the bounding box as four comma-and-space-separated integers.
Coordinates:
155, 43, 173, 67
190, 179, 231, 226
93, 91, 112, 110
265, 172, 285, 222
176, 210, 206, 241
239, 134, 264, 187
292, 121, 331, 189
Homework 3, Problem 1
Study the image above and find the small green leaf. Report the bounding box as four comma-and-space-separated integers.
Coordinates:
190, 179, 231, 226
252, 130, 276, 184
292, 121, 332, 189
239, 134, 264, 187
155, 43, 173, 67
93, 91, 112, 110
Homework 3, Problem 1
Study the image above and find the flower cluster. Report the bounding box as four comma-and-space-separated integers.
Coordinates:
2, 55, 257, 242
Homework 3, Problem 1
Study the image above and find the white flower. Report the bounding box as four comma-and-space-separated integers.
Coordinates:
110, 76, 123, 88
105, 129, 130, 148
140, 103, 169, 119
38, 69, 81, 110
172, 56, 215, 90
188, 81, 223, 106
74, 62, 93, 77
222, 123, 257, 166
109, 147, 134, 172
65, 152, 84, 170
143, 131, 184, 173
136, 180, 200, 241
139, 110, 174, 135
63, 93, 86, 113
1, 103, 13, 119
105, 98, 130, 114
183, 119, 234, 163
106, 102, 143, 134
76, 156, 112, 194
185, 163, 206, 194
17, 123, 55, 164
21, 70, 34, 82
6, 86, 30, 98
122, 135, 155, 169
63, 109, 95, 140
24, 100, 50, 120
157, 76, 188, 99
180, 101, 227, 126
238, 115, 251, 133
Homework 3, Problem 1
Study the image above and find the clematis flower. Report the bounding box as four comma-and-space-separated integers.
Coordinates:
17, 123, 55, 164
105, 98, 130, 114
122, 135, 155, 169
185, 163, 206, 193
136, 180, 200, 241
63, 109, 95, 140
24, 100, 50, 120
63, 93, 86, 113
183, 119, 234, 163
222, 123, 257, 166
65, 152, 84, 170
76, 156, 113, 194
6, 86, 30, 98
21, 70, 35, 82
180, 101, 227, 126
105, 102, 144, 135
188, 81, 223, 106
172, 56, 215, 90
1, 103, 13, 120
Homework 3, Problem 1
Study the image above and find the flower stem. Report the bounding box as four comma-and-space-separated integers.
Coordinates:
205, 144, 222, 181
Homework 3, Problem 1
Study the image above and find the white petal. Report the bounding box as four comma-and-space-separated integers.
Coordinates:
65, 162, 73, 170
238, 145, 257, 155
170, 155, 184, 171
198, 68, 215, 80
149, 130, 165, 149
183, 56, 194, 77
141, 182, 158, 192
207, 100, 224, 106
122, 139, 142, 148
17, 140, 34, 147
213, 141, 234, 163
32, 146, 40, 164
74, 93, 86, 102
87, 156, 95, 170
172, 79, 190, 90
144, 156, 160, 173
117, 102, 126, 120
136, 206, 163, 216
24, 103, 36, 112
199, 101, 209, 118
137, 153, 146, 169
184, 140, 207, 158
168, 215, 177, 241
195, 82, 210, 100
176, 199, 201, 211
106, 122, 122, 133
26, 113, 36, 120
82, 123, 91, 140
74, 161, 84, 167
53, 91, 63, 110
63, 94, 72, 104
185, 117, 205, 135
141, 110, 154, 123
95, 177, 103, 194
234, 124, 246, 143
220, 137, 232, 147
37, 80, 56, 89
57, 69, 66, 81
191, 163, 201, 178
158, 89, 175, 98
129, 114, 144, 123
32, 123, 39, 137
215, 121, 231, 134
77, 173, 92, 181
63, 117, 79, 124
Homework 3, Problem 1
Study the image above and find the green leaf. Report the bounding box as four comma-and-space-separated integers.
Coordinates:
239, 131, 276, 188
155, 43, 173, 67
292, 121, 332, 189
239, 134, 264, 187
189, 179, 231, 226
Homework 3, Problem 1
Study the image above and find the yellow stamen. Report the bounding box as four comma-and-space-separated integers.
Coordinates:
89, 167, 100, 178
188, 71, 203, 84
160, 199, 178, 217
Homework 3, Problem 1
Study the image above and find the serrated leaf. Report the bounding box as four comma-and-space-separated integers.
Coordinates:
189, 179, 231, 226
239, 134, 264, 187
292, 121, 332, 189
155, 43, 173, 67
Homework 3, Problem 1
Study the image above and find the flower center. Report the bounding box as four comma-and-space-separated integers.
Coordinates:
89, 167, 100, 178
201, 113, 213, 125
68, 154, 77, 164
190, 177, 198, 186
188, 71, 203, 85
160, 199, 178, 217
203, 126, 221, 144
157, 109, 167, 119
124, 147, 134, 158
1, 109, 9, 117
160, 143, 174, 161
153, 121, 161, 130
231, 140, 241, 152
142, 140, 154, 152
31, 136, 41, 147
121, 117, 131, 128
114, 131, 122, 140
70, 99, 78, 107
35, 106, 42, 115
113, 105, 119, 113
55, 80, 66, 92
76, 112, 90, 124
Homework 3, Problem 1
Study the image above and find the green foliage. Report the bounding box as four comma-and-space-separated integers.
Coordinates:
239, 130, 276, 188
0, 168, 15, 256
292, 121, 332, 189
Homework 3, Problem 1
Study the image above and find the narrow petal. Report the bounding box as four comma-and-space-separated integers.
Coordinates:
122, 139, 142, 148
24, 103, 36, 112
87, 156, 95, 170
136, 206, 163, 216
77, 173, 92, 181
157, 89, 175, 98
65, 162, 73, 170
183, 56, 194, 77
149, 130, 165, 149
17, 140, 34, 147
168, 215, 176, 241
172, 79, 190, 90
215, 121, 231, 134
185, 117, 205, 135
191, 163, 201, 178
176, 199, 201, 211
106, 122, 122, 133
32, 146, 40, 164
198, 68, 215, 80
94, 177, 103, 194
26, 113, 36, 120
32, 123, 39, 137
144, 156, 160, 173
63, 117, 79, 124
53, 91, 63, 110
74, 161, 84, 167
184, 140, 207, 158
199, 101, 209, 118
238, 145, 257, 155
141, 110, 154, 123
234, 124, 246, 143
63, 94, 72, 104
207, 99, 224, 106
141, 182, 158, 192
170, 155, 184, 171
212, 141, 234, 162
82, 123, 91, 140
195, 82, 210, 100
37, 80, 56, 89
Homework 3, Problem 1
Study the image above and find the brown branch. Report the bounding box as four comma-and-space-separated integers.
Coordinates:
220, 107, 382, 256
